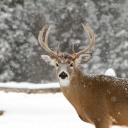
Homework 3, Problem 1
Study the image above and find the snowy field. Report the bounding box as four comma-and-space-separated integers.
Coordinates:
0, 82, 123, 128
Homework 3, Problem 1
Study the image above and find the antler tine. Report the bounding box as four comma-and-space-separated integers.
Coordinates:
72, 24, 95, 59
38, 25, 47, 48
71, 42, 75, 55
56, 43, 60, 54
85, 25, 95, 44
44, 25, 52, 47
38, 25, 57, 57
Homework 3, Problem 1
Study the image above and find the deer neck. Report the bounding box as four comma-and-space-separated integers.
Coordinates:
59, 67, 89, 111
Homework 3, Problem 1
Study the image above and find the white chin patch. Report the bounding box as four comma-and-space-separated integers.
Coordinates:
59, 78, 70, 87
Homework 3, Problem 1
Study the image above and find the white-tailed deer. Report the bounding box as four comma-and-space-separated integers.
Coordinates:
38, 24, 128, 128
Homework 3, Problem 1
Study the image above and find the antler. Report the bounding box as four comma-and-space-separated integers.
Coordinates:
38, 25, 59, 58
38, 24, 94, 59
72, 24, 95, 59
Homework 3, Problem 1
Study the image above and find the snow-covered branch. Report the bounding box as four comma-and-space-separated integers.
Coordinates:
0, 82, 61, 94
0, 87, 61, 94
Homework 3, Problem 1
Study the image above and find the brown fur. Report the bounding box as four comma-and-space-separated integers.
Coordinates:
60, 67, 128, 128
58, 53, 73, 63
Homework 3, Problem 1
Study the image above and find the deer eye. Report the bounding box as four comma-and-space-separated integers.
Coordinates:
70, 63, 73, 67
56, 63, 59, 67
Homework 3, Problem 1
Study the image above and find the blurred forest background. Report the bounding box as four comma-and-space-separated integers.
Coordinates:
0, 0, 128, 83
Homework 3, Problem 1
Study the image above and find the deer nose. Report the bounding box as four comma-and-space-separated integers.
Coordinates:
59, 72, 68, 79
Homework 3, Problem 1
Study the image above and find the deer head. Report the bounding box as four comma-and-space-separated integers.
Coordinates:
38, 24, 95, 86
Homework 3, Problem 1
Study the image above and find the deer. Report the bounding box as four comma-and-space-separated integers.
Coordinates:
38, 24, 128, 128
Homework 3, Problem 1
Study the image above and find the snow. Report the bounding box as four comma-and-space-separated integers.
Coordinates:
0, 82, 122, 128
105, 68, 116, 77
116, 30, 127, 37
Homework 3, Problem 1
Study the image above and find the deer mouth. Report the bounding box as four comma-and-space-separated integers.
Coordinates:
59, 71, 68, 79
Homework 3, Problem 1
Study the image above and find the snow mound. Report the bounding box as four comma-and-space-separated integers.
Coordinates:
105, 68, 116, 77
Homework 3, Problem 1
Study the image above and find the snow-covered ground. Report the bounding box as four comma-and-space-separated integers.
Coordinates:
0, 82, 122, 128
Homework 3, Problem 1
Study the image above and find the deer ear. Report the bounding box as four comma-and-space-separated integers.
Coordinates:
76, 53, 92, 65
41, 55, 55, 66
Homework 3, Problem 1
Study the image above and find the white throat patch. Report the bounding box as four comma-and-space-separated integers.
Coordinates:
59, 78, 70, 87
